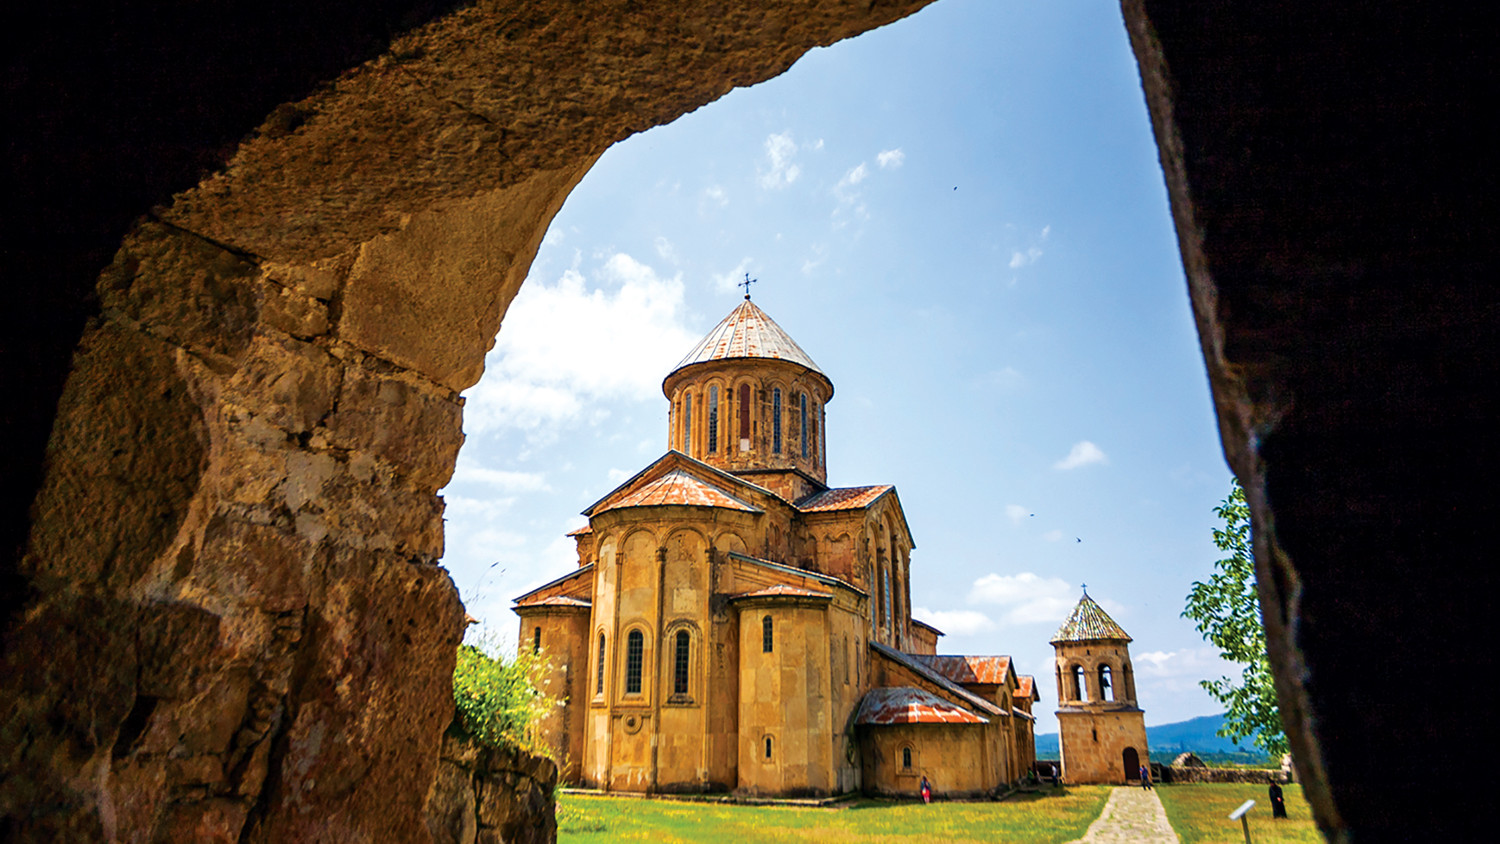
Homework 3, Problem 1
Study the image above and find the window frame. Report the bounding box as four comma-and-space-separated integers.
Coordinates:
625, 629, 645, 695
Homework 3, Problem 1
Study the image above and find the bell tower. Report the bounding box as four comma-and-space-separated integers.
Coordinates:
661, 292, 833, 502
1050, 589, 1150, 784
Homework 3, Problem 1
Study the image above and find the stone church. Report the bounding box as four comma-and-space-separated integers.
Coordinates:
514, 296, 1039, 797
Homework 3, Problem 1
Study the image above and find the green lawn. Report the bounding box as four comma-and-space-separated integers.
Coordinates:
557, 786, 1111, 844
1155, 783, 1324, 844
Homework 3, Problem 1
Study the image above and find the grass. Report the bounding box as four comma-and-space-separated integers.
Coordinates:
557, 786, 1111, 844
1156, 783, 1324, 844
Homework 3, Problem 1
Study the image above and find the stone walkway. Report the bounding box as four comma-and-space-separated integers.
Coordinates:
1066, 786, 1178, 843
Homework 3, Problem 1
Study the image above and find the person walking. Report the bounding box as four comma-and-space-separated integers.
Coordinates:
1140, 764, 1153, 789
920, 775, 932, 805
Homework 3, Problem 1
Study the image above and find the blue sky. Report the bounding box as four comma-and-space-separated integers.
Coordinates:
440, 0, 1237, 734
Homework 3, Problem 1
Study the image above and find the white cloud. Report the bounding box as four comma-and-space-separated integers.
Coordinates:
840, 162, 869, 187
463, 253, 696, 436
1054, 440, 1108, 470
1008, 246, 1043, 269
967, 572, 1078, 625
654, 236, 678, 264
876, 148, 905, 169
449, 465, 550, 492
712, 257, 754, 293
702, 184, 728, 210
912, 607, 996, 636
1005, 504, 1030, 525
1132, 647, 1238, 695
759, 131, 801, 189
606, 467, 632, 484
1043, 529, 1064, 542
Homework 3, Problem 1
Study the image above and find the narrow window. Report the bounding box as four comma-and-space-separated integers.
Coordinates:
626, 630, 644, 694
799, 394, 808, 458
532, 626, 541, 654
764, 736, 773, 760
683, 393, 693, 451
674, 630, 691, 695
884, 565, 893, 634
772, 388, 782, 453
811, 403, 819, 460
708, 386, 719, 453
738, 383, 751, 440
596, 633, 606, 695
1072, 664, 1088, 702
762, 615, 774, 653
1099, 665, 1114, 702
902, 747, 912, 769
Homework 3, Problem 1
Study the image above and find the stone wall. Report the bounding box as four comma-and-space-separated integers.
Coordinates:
427, 732, 559, 844
1162, 765, 1291, 785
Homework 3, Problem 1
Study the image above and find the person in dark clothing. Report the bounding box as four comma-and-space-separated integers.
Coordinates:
1269, 777, 1288, 818
1140, 764, 1153, 789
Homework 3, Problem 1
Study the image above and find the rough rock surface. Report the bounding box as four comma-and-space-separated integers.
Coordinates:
0, 2, 933, 841
426, 732, 558, 844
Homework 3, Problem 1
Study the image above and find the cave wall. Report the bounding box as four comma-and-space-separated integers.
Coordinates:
0, 1, 1489, 841
0, 2, 934, 841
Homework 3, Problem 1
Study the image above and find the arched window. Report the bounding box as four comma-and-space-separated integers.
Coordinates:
810, 401, 819, 460
595, 633, 606, 695
673, 630, 691, 695
532, 626, 541, 654
738, 383, 751, 442
764, 736, 773, 760
1099, 664, 1114, 702
799, 393, 808, 458
772, 388, 782, 453
682, 392, 692, 451
902, 747, 912, 769
1072, 664, 1088, 702
625, 630, 644, 695
708, 386, 719, 453
762, 615, 774, 653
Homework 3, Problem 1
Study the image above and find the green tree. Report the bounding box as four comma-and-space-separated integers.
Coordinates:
1183, 480, 1289, 758
451, 636, 550, 752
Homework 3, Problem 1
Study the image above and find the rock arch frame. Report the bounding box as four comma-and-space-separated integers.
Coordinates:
0, 1, 1486, 841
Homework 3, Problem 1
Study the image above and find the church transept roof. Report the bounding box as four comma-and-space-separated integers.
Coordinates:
589, 468, 762, 516
909, 655, 1013, 686
796, 484, 892, 512
669, 299, 827, 380
1050, 592, 1132, 643
855, 687, 990, 725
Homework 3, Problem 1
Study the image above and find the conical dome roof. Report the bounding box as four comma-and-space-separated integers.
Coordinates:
665, 298, 830, 391
1050, 592, 1132, 644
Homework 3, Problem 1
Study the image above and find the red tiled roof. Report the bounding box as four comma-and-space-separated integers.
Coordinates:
565, 525, 593, 537
797, 485, 892, 512
855, 687, 989, 725
910, 655, 1012, 686
670, 299, 826, 380
593, 469, 761, 515
1016, 675, 1038, 701
514, 595, 591, 609
869, 642, 1004, 717
730, 584, 833, 601
1050, 592, 1132, 643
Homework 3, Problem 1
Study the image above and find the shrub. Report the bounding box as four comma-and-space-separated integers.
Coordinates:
451, 637, 548, 751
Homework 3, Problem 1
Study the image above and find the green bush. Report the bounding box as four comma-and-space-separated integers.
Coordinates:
451, 638, 548, 751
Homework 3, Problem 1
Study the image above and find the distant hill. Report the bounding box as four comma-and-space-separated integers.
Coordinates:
1035, 714, 1274, 765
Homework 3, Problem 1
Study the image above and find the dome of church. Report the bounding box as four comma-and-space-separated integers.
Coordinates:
666, 298, 828, 388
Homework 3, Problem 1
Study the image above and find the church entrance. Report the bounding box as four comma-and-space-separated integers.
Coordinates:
1123, 747, 1140, 780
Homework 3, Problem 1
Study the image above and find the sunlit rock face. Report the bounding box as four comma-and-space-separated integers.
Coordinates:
0, 2, 933, 840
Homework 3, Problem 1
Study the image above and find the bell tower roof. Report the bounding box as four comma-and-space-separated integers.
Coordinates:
665, 299, 829, 393
1050, 591, 1132, 644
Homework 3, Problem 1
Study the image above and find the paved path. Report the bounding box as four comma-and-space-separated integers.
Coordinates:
1066, 786, 1178, 843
